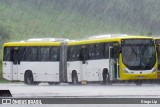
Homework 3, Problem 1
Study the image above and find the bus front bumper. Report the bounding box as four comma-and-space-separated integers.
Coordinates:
120, 72, 158, 80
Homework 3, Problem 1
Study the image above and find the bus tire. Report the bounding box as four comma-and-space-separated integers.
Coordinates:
102, 70, 111, 85
24, 71, 34, 85
72, 72, 78, 85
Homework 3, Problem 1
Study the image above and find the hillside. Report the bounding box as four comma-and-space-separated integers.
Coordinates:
56, 0, 160, 35
0, 0, 160, 42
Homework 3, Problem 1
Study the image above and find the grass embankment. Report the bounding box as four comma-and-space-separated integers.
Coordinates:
0, 0, 145, 41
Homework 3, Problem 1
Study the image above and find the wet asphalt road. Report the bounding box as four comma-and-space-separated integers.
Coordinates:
0, 82, 160, 98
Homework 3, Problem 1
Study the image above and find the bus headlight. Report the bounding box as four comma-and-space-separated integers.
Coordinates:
123, 68, 129, 73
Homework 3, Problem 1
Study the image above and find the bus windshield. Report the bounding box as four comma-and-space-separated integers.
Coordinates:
122, 39, 156, 70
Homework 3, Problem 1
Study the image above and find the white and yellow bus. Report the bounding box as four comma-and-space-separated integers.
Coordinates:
66, 35, 158, 84
2, 35, 158, 85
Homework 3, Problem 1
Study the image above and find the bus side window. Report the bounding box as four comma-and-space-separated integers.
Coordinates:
104, 43, 110, 59
96, 43, 104, 59
31, 47, 38, 61
13, 50, 17, 64
67, 47, 70, 61
72, 46, 80, 61
26, 47, 38, 61
18, 47, 26, 62
80, 45, 88, 64
4, 47, 12, 61
76, 46, 80, 61
50, 47, 60, 61
71, 46, 76, 61
67, 46, 73, 61
67, 46, 80, 61
88, 44, 96, 60
110, 47, 115, 59
112, 45, 120, 59
11, 47, 19, 64
39, 47, 50, 61
25, 47, 31, 61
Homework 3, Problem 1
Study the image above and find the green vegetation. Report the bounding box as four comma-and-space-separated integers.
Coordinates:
0, 79, 10, 83
0, 0, 160, 81
1, 0, 159, 41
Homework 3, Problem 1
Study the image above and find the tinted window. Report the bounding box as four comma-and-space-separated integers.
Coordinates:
104, 42, 119, 59
18, 47, 26, 61
88, 43, 105, 60
50, 47, 60, 61
95, 43, 104, 59
4, 47, 12, 61
4, 46, 61, 62
88, 44, 96, 60
68, 46, 80, 61
26, 47, 38, 61
38, 47, 50, 61
12, 48, 19, 64
79, 45, 88, 61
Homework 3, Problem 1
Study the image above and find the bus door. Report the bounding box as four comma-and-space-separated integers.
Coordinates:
11, 47, 20, 80
109, 46, 120, 80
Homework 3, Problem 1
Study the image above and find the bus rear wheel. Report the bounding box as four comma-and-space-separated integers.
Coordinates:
24, 71, 34, 85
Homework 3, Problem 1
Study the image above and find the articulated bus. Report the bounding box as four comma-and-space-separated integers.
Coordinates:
2, 35, 158, 85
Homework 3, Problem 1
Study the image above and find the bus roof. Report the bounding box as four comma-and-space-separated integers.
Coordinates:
3, 38, 70, 47
68, 35, 153, 46
3, 36, 153, 46
3, 41, 61, 47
